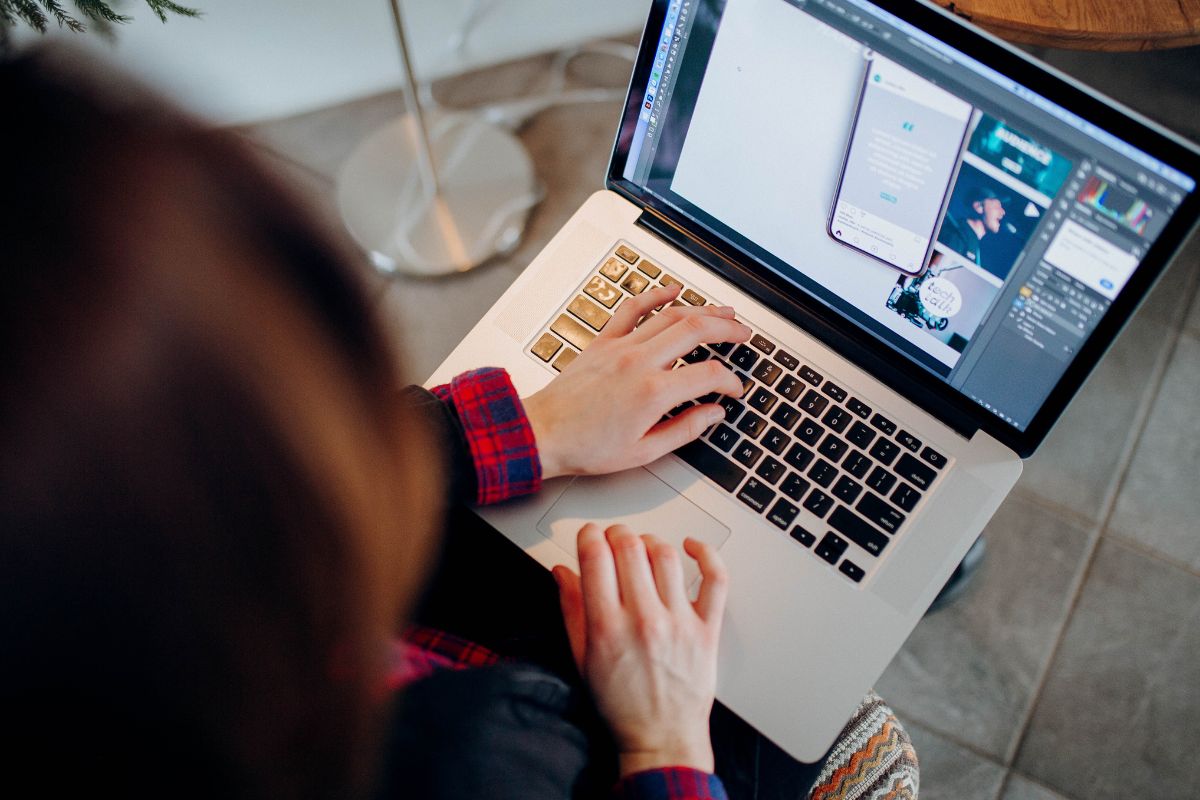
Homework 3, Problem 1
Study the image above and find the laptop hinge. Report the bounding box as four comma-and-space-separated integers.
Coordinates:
635, 209, 980, 441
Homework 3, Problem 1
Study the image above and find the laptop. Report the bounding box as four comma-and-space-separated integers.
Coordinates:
428, 0, 1200, 760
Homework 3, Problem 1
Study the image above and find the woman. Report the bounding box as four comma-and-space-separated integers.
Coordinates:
0, 50, 916, 799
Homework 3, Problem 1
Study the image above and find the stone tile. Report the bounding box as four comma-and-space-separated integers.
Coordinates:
1035, 46, 1200, 140
906, 720, 1006, 800
876, 495, 1094, 761
1017, 240, 1199, 521
1108, 332, 1200, 570
1001, 773, 1072, 800
1015, 539, 1200, 800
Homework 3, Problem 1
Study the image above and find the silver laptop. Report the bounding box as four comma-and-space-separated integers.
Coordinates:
428, 0, 1200, 760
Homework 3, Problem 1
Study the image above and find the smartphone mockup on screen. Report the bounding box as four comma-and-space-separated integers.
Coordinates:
829, 55, 973, 274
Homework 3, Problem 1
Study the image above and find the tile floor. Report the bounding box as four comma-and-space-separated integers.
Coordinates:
242, 39, 1200, 800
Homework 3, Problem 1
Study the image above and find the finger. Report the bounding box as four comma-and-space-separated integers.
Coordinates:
656, 359, 743, 410
684, 537, 729, 626
635, 404, 726, 463
641, 534, 688, 608
600, 284, 680, 339
553, 565, 587, 673
577, 523, 620, 625
641, 315, 752, 367
624, 302, 738, 345
606, 525, 661, 613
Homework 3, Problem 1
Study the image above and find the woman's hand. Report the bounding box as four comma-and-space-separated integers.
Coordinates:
553, 524, 729, 777
522, 284, 751, 480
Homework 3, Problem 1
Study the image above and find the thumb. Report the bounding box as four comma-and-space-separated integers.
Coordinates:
553, 565, 587, 673
639, 404, 724, 462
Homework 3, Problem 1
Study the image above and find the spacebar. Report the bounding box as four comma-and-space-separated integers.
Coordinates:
675, 439, 746, 493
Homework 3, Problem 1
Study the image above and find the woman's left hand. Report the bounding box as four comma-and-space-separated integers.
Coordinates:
522, 284, 751, 479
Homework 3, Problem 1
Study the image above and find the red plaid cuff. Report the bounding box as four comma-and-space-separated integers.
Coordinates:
388, 625, 504, 689
432, 368, 542, 505
613, 767, 728, 800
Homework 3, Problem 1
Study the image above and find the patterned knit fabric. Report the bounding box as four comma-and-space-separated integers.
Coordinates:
807, 692, 919, 800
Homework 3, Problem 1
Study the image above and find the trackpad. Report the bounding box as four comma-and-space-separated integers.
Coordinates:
536, 468, 731, 589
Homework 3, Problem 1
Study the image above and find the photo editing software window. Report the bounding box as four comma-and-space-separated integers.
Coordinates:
624, 0, 1194, 430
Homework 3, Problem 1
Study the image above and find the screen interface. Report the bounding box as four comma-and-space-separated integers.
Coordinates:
622, 0, 1195, 431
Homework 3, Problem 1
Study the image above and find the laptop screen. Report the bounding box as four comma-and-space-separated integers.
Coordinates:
617, 0, 1196, 434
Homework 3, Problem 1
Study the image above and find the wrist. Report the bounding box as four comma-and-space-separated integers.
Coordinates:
617, 742, 715, 778
522, 390, 567, 480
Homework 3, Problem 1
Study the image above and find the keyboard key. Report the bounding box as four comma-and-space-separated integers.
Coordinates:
829, 506, 889, 557
621, 272, 650, 294
807, 459, 837, 488
552, 348, 577, 372
751, 361, 783, 386
847, 398, 871, 418
599, 257, 628, 282
868, 438, 900, 466
798, 389, 829, 416
843, 451, 872, 479
795, 419, 824, 445
781, 473, 810, 501
790, 525, 816, 548
756, 456, 786, 484
920, 446, 948, 469
748, 388, 777, 414
866, 466, 897, 495
766, 498, 799, 530
799, 365, 823, 386
769, 403, 802, 431
846, 421, 876, 449
732, 441, 764, 468
717, 396, 744, 423
832, 475, 863, 503
870, 413, 897, 436
894, 453, 937, 491
551, 314, 596, 351
822, 406, 852, 433
567, 295, 612, 331
681, 289, 707, 305
817, 435, 849, 464
675, 439, 746, 492
856, 492, 906, 534
773, 350, 799, 371
749, 334, 776, 354
637, 260, 662, 279
709, 342, 734, 358
735, 372, 755, 399
736, 412, 767, 439
896, 430, 921, 452
891, 482, 921, 513
784, 443, 814, 472
839, 560, 865, 583
683, 344, 712, 364
583, 275, 623, 309
730, 345, 759, 371
736, 478, 776, 513
615, 244, 639, 263
659, 274, 682, 289
821, 381, 847, 402
710, 424, 739, 452
761, 427, 790, 455
531, 332, 563, 362
804, 488, 834, 518
777, 375, 805, 402
815, 532, 848, 564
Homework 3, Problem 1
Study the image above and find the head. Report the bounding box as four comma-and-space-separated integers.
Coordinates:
0, 50, 442, 796
964, 187, 1007, 234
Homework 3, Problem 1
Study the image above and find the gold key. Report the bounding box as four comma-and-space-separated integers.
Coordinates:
583, 275, 622, 309
681, 289, 706, 305
530, 332, 562, 362
622, 272, 650, 294
660, 274, 682, 288
567, 295, 611, 331
550, 314, 595, 351
615, 244, 639, 264
599, 257, 628, 283
552, 348, 578, 372
637, 260, 662, 279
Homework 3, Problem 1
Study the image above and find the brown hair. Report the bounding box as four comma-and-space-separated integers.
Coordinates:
0, 50, 442, 796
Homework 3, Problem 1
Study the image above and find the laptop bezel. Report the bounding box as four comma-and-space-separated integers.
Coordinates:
604, 0, 1200, 458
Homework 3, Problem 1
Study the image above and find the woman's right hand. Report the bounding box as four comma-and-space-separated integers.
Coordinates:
553, 523, 729, 777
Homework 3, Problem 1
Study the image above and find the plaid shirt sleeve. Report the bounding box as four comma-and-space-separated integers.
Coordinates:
388, 625, 505, 689
431, 367, 542, 505
613, 768, 729, 800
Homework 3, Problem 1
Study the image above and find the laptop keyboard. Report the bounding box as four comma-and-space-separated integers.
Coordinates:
527, 242, 951, 585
